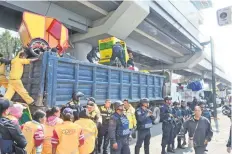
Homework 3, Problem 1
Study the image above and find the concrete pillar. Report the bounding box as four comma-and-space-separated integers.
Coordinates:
70, 42, 92, 62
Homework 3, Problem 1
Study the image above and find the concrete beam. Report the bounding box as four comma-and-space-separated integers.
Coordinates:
2, 1, 91, 33
71, 0, 150, 42
78, 1, 108, 16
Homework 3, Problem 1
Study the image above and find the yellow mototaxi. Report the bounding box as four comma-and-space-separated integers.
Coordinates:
18, 12, 69, 57
98, 37, 129, 65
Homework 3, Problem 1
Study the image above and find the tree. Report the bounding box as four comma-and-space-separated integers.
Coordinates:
0, 30, 22, 59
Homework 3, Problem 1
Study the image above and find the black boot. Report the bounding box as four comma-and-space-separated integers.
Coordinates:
135, 146, 140, 154
177, 139, 185, 149
161, 146, 167, 154
144, 146, 149, 154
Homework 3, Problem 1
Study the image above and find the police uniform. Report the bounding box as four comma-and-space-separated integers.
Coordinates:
98, 106, 113, 154
109, 101, 130, 154
160, 100, 175, 154
110, 43, 126, 68
135, 106, 153, 154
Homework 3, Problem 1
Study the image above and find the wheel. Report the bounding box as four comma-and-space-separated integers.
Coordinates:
28, 38, 49, 57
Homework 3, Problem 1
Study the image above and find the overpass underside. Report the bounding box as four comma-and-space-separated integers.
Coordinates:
0, 0, 230, 85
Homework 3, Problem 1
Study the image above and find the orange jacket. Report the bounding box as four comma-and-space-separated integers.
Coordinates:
22, 121, 44, 154
51, 121, 84, 154
42, 116, 63, 154
75, 118, 98, 154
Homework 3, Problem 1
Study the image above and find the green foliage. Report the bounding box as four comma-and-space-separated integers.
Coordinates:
0, 30, 22, 59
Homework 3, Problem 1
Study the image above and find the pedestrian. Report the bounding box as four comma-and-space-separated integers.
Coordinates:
75, 109, 98, 154
51, 107, 84, 154
0, 53, 11, 89
109, 100, 130, 154
182, 106, 213, 154
160, 96, 175, 154
135, 98, 155, 154
42, 107, 63, 154
226, 126, 231, 153
7, 103, 26, 125
199, 102, 211, 123
98, 99, 113, 154
180, 101, 188, 146
4, 51, 39, 105
172, 101, 185, 150
63, 91, 85, 121
86, 97, 101, 125
0, 97, 27, 154
22, 109, 46, 154
123, 99, 137, 139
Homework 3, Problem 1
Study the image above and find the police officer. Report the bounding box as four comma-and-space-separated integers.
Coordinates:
98, 99, 113, 154
180, 101, 188, 146
86, 98, 101, 124
199, 101, 211, 123
172, 102, 185, 150
109, 100, 130, 154
110, 42, 126, 68
62, 91, 84, 121
135, 98, 154, 154
160, 96, 175, 154
0, 97, 27, 154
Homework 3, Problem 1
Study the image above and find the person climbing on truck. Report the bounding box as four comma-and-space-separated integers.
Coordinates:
0, 53, 11, 89
4, 50, 39, 106
87, 47, 100, 63
110, 42, 126, 68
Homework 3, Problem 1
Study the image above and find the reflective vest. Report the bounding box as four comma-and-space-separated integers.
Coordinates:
136, 107, 153, 130
0, 63, 5, 75
54, 121, 82, 154
22, 121, 44, 154
99, 106, 113, 125
111, 113, 130, 137
124, 104, 137, 129
75, 118, 98, 154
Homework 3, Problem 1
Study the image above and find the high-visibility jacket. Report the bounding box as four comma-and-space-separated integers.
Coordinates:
124, 104, 137, 129
9, 51, 30, 80
22, 121, 44, 154
99, 106, 113, 125
75, 118, 98, 154
0, 63, 5, 75
42, 117, 63, 154
51, 121, 83, 154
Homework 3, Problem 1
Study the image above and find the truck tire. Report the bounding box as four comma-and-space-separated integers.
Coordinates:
28, 38, 49, 57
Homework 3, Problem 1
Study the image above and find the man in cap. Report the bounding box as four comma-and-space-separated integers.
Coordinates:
0, 97, 27, 153
86, 97, 101, 124
109, 100, 130, 154
98, 99, 113, 154
160, 96, 175, 154
135, 98, 155, 154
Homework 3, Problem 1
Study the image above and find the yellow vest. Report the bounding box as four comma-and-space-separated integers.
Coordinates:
22, 121, 44, 154
9, 51, 30, 80
54, 121, 82, 154
42, 118, 63, 154
124, 104, 137, 129
75, 118, 98, 154
0, 63, 5, 75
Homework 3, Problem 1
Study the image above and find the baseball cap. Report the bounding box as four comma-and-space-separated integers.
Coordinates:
87, 101, 95, 107
0, 98, 13, 111
114, 100, 124, 110
164, 96, 172, 101
87, 97, 96, 103
62, 108, 73, 115
140, 98, 149, 104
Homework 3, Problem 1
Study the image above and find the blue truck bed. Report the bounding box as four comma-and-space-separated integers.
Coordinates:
13, 52, 164, 107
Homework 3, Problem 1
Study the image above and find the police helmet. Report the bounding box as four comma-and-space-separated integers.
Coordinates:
114, 100, 124, 110
140, 98, 149, 105
164, 96, 172, 102
173, 101, 179, 106
73, 92, 84, 98
87, 97, 96, 103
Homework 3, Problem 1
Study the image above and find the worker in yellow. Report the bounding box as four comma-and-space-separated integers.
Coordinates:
51, 108, 84, 154
0, 53, 11, 89
42, 107, 63, 154
86, 97, 102, 124
22, 109, 46, 154
74, 109, 98, 154
123, 99, 137, 138
4, 51, 38, 105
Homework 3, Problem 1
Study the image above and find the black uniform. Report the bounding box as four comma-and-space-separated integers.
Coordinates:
87, 47, 99, 63
110, 43, 126, 68
160, 104, 175, 154
0, 117, 27, 154
98, 106, 113, 154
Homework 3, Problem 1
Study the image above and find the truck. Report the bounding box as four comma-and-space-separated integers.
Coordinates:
12, 52, 165, 109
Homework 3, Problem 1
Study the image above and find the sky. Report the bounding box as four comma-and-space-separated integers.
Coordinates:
0, 0, 231, 77
200, 0, 232, 76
